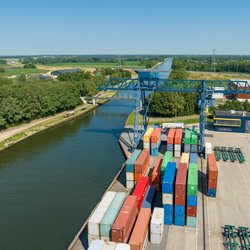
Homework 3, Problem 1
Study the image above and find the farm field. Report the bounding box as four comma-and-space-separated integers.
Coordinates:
188, 71, 250, 80
0, 68, 48, 76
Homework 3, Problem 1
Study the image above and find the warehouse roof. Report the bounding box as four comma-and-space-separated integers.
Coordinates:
51, 68, 81, 76
215, 110, 250, 117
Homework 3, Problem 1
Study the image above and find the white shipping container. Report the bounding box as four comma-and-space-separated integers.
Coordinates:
162, 123, 184, 129
150, 207, 164, 235
88, 192, 116, 235
174, 150, 181, 157
102, 241, 117, 250
162, 193, 173, 205
88, 235, 100, 246
115, 243, 131, 250
174, 144, 181, 151
150, 233, 162, 244
143, 142, 150, 149
100, 236, 110, 242
126, 180, 134, 189
126, 172, 134, 181
88, 239, 104, 250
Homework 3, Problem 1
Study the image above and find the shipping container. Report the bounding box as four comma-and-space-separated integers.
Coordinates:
187, 206, 197, 217
162, 162, 176, 194
187, 195, 197, 207
175, 194, 185, 206
190, 153, 198, 164
207, 154, 218, 180
163, 204, 173, 215
161, 151, 173, 174
187, 164, 198, 196
88, 239, 105, 250
167, 128, 176, 144
175, 205, 185, 216
174, 129, 183, 145
152, 158, 162, 184
102, 241, 117, 250
174, 144, 181, 151
174, 215, 185, 227
150, 234, 162, 244
191, 145, 198, 153
126, 150, 141, 173
167, 144, 174, 151
126, 181, 134, 189
112, 196, 138, 243
174, 150, 181, 157
151, 128, 161, 143
175, 163, 188, 196
184, 130, 191, 144
207, 188, 217, 197
129, 208, 151, 250
186, 216, 196, 228
208, 179, 218, 189
162, 193, 173, 205
88, 191, 116, 237
191, 131, 198, 145
180, 153, 190, 164
133, 177, 149, 209
164, 214, 173, 225
150, 207, 164, 235
205, 142, 213, 155
141, 186, 156, 209
134, 150, 150, 181
100, 192, 127, 238
115, 243, 131, 250
184, 144, 191, 153
143, 128, 154, 143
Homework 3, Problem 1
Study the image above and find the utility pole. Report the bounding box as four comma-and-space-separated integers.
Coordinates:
211, 48, 216, 72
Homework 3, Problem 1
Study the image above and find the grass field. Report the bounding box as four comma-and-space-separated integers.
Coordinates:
188, 71, 250, 80
0, 68, 48, 76
0, 64, 8, 67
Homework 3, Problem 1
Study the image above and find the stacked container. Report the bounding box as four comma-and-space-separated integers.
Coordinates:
180, 153, 189, 165
150, 207, 164, 244
167, 128, 176, 152
205, 142, 213, 159
190, 153, 198, 164
129, 208, 151, 250
186, 164, 198, 227
207, 154, 218, 197
191, 130, 198, 153
174, 163, 188, 227
134, 150, 150, 183
174, 129, 182, 157
184, 130, 191, 153
100, 192, 127, 241
111, 195, 138, 243
151, 157, 162, 191
141, 186, 156, 209
88, 191, 116, 244
150, 128, 161, 156
126, 150, 141, 189
143, 127, 154, 151
115, 243, 131, 250
160, 151, 173, 180
162, 162, 176, 225
133, 176, 149, 209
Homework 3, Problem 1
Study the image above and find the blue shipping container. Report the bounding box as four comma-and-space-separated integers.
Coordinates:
163, 204, 173, 215
184, 144, 191, 153
207, 188, 217, 197
125, 149, 141, 172
164, 214, 173, 225
174, 215, 185, 227
186, 216, 196, 228
142, 186, 156, 209
167, 144, 173, 151
175, 205, 185, 216
187, 195, 198, 207
151, 149, 158, 156
191, 145, 198, 153
190, 153, 198, 164
162, 162, 176, 194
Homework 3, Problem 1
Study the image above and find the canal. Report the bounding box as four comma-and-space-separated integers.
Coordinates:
0, 59, 172, 250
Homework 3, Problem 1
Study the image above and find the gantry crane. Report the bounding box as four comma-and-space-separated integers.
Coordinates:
98, 73, 250, 155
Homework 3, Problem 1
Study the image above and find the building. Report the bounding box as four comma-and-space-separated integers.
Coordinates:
230, 79, 250, 100
51, 68, 81, 77
214, 110, 250, 133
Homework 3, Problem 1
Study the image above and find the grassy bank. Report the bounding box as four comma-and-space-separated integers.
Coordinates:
188, 71, 250, 80
0, 68, 48, 76
0, 91, 116, 152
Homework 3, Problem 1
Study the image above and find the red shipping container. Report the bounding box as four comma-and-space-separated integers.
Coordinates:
175, 163, 188, 196
167, 128, 176, 144
207, 154, 218, 180
208, 178, 218, 189
112, 195, 139, 243
152, 158, 162, 184
174, 129, 183, 145
134, 150, 150, 174
187, 206, 197, 217
151, 128, 161, 143
133, 177, 149, 209
175, 194, 185, 206
129, 208, 151, 250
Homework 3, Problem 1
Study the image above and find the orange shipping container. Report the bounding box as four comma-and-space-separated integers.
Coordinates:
129, 208, 151, 250
174, 129, 183, 145
207, 154, 218, 180
167, 128, 176, 144
134, 150, 150, 181
151, 128, 161, 143
152, 157, 162, 184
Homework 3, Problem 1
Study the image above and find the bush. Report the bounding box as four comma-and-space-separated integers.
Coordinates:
0, 68, 5, 73
23, 63, 36, 69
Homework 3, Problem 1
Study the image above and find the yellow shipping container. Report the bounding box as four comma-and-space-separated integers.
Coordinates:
180, 153, 190, 165
143, 127, 154, 143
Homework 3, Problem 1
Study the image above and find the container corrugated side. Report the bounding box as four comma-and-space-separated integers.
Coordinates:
125, 150, 141, 172
143, 127, 154, 143
187, 165, 198, 196
150, 207, 164, 235
180, 153, 189, 164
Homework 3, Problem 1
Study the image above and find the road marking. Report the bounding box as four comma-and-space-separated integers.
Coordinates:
237, 162, 250, 196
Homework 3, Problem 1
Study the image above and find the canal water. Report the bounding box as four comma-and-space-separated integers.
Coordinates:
0, 59, 172, 250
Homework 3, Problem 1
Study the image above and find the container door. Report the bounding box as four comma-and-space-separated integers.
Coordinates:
246, 120, 250, 133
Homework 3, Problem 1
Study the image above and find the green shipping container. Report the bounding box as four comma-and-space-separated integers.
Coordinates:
100, 192, 126, 237
191, 131, 198, 145
184, 130, 191, 144
187, 164, 198, 196
161, 151, 173, 179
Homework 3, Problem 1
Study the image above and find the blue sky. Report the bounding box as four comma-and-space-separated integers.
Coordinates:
1, 0, 250, 55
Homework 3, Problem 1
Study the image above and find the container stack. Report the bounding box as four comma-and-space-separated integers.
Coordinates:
88, 240, 131, 250
184, 129, 191, 153
174, 129, 182, 157
112, 195, 139, 243
88, 191, 116, 244
129, 208, 151, 250
151, 158, 162, 191
141, 186, 156, 209
125, 150, 141, 189
143, 127, 154, 151
167, 128, 175, 152
160, 151, 173, 180
133, 176, 149, 209
100, 192, 127, 241
162, 162, 176, 225
186, 163, 198, 227
150, 128, 161, 156
150, 207, 164, 244
207, 154, 218, 197
205, 142, 213, 159
191, 130, 198, 153
174, 163, 188, 227
190, 153, 198, 164
180, 153, 190, 165
134, 149, 150, 183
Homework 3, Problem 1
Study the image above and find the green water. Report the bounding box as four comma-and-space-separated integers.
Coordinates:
0, 99, 133, 250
